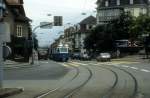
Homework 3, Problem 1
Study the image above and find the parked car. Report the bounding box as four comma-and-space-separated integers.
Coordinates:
80, 53, 91, 60
71, 52, 81, 60
96, 53, 111, 62
38, 48, 48, 60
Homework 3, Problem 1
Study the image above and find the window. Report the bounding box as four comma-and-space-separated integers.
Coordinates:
140, 8, 146, 14
16, 25, 23, 37
117, 0, 120, 5
105, 1, 109, 7
130, 0, 133, 4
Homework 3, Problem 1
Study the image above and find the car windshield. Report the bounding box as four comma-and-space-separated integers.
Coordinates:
2, 0, 150, 98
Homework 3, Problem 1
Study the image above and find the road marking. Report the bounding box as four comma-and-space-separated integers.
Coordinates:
61, 63, 71, 68
71, 62, 88, 66
140, 69, 150, 73
41, 61, 49, 64
91, 63, 99, 65
69, 63, 80, 67
121, 65, 129, 68
130, 67, 138, 70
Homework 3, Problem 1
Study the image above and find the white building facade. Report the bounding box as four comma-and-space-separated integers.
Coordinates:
97, 0, 150, 24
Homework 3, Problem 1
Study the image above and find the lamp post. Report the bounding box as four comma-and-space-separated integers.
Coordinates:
31, 20, 53, 64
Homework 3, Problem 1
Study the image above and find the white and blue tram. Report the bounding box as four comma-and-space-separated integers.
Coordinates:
49, 43, 69, 62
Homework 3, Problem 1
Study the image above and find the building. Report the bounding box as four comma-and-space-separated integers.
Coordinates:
74, 16, 96, 54
97, 0, 150, 24
3, 0, 32, 61
63, 26, 76, 53
61, 16, 96, 54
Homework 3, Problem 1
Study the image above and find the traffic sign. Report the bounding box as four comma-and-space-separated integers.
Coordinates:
54, 16, 63, 26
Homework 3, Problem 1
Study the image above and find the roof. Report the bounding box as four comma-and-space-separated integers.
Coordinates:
6, 0, 23, 5
79, 16, 96, 25
15, 14, 31, 22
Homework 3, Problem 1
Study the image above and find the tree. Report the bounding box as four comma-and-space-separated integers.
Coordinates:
84, 25, 115, 53
133, 14, 150, 36
111, 12, 135, 40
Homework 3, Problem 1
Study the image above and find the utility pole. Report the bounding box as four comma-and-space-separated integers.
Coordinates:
0, 0, 4, 88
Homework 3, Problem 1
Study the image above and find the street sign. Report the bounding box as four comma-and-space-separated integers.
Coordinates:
54, 16, 63, 26
0, 22, 10, 42
40, 22, 53, 29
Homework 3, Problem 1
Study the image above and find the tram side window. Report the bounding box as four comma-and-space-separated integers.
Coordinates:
56, 48, 60, 53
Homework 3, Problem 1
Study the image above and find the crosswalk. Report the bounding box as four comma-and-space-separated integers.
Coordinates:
60, 61, 150, 73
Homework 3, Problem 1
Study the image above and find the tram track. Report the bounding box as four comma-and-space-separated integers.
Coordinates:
68, 62, 138, 98
66, 62, 119, 98
96, 64, 138, 98
62, 66, 93, 98
35, 61, 138, 98
113, 66, 138, 98
35, 64, 80, 98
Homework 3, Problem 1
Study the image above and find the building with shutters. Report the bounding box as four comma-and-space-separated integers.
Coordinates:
96, 0, 150, 24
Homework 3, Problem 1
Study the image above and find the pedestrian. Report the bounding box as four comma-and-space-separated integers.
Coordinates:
144, 34, 150, 59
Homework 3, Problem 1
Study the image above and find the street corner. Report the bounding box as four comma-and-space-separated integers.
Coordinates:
0, 87, 24, 98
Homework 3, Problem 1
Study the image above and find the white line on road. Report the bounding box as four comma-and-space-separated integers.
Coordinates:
130, 67, 138, 70
92, 63, 99, 65
72, 62, 88, 66
121, 65, 129, 68
40, 61, 49, 64
140, 69, 150, 73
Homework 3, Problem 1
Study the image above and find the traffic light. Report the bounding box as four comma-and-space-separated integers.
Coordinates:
54, 16, 63, 26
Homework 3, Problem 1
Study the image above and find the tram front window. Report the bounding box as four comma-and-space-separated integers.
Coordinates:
60, 48, 68, 53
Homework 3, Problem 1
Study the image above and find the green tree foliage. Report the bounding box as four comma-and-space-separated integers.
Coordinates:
132, 14, 150, 36
84, 25, 115, 52
111, 12, 135, 40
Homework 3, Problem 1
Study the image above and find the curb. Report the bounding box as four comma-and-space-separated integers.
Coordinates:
0, 88, 24, 98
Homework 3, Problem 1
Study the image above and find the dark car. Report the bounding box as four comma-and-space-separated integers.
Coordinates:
71, 52, 81, 60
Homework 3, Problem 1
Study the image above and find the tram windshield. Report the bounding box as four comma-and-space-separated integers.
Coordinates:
59, 48, 68, 53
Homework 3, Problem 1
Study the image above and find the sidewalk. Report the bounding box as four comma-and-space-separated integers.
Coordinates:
0, 88, 23, 98
112, 55, 150, 63
3, 60, 35, 69
4, 55, 39, 69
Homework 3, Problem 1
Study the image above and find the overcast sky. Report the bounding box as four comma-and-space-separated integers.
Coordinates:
24, 0, 97, 47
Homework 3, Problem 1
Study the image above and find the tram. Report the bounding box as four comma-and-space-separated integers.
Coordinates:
49, 43, 69, 62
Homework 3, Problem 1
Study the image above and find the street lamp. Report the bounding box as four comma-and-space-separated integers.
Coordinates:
31, 14, 54, 64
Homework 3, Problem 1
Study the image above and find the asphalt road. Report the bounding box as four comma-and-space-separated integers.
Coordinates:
4, 59, 150, 98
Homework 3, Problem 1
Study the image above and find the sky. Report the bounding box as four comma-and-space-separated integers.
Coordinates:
24, 0, 97, 47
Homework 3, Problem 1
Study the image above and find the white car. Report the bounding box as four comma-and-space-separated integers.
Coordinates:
96, 53, 111, 62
